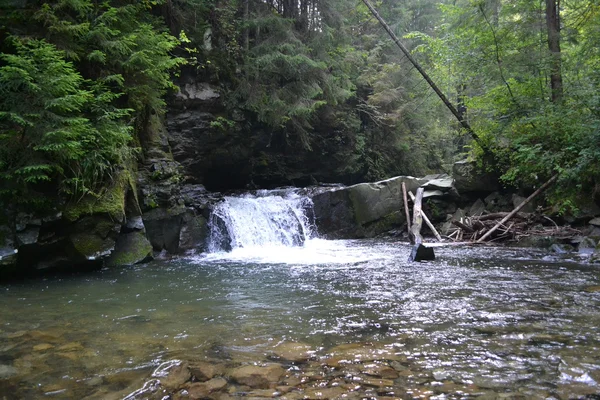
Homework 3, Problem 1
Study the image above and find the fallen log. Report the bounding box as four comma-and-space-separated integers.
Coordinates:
476, 174, 558, 243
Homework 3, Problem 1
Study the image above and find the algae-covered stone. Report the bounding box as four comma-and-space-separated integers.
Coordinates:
63, 170, 132, 222
106, 231, 153, 267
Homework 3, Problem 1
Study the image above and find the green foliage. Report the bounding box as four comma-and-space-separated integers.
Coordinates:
0, 0, 186, 211
0, 37, 133, 206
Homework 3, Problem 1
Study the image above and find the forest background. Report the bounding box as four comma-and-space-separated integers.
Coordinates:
1, 0, 599, 216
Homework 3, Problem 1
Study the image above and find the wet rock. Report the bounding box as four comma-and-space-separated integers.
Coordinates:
551, 243, 574, 254
161, 363, 192, 390
273, 342, 314, 362
58, 342, 84, 352
189, 361, 227, 381
229, 364, 286, 388
0, 364, 18, 379
589, 217, 600, 227
359, 364, 399, 379
303, 386, 347, 398
105, 231, 153, 267
324, 343, 401, 367
33, 343, 54, 352
577, 237, 598, 255
143, 208, 208, 254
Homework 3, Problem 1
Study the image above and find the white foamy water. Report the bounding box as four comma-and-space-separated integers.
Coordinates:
207, 191, 313, 252
197, 238, 401, 265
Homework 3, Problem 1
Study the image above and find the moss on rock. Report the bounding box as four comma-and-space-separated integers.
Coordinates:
106, 231, 153, 267
63, 170, 133, 222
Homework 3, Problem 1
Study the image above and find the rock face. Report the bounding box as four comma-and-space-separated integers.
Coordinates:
311, 174, 456, 239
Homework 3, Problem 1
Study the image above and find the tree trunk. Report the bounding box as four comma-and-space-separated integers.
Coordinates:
361, 0, 487, 153
546, 0, 563, 103
243, 0, 249, 52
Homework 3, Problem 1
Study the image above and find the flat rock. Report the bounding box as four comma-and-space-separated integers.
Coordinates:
0, 364, 18, 379
324, 343, 401, 367
187, 377, 227, 399
230, 364, 286, 388
189, 361, 227, 381
273, 342, 314, 362
33, 343, 54, 352
160, 363, 191, 390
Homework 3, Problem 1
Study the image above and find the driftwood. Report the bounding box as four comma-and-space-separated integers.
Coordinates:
408, 188, 435, 262
445, 175, 571, 243
476, 174, 558, 243
402, 182, 411, 232
408, 191, 442, 242
477, 212, 528, 221
409, 187, 424, 246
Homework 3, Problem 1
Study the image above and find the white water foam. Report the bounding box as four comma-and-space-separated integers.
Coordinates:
201, 189, 400, 265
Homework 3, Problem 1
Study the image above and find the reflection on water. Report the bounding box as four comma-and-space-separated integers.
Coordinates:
0, 239, 599, 399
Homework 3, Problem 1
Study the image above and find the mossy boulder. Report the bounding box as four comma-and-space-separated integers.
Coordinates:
68, 215, 121, 261
63, 170, 132, 223
106, 231, 153, 267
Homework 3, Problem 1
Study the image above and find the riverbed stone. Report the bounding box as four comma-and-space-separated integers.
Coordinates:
273, 342, 314, 362
33, 343, 54, 352
577, 236, 597, 255
189, 361, 227, 381
324, 343, 401, 366
0, 364, 18, 379
229, 364, 286, 388
161, 363, 192, 390
551, 243, 574, 254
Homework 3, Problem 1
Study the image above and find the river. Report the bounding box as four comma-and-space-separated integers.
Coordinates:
0, 192, 599, 399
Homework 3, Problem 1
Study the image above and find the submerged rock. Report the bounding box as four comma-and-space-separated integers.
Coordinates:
272, 342, 314, 362
229, 364, 285, 388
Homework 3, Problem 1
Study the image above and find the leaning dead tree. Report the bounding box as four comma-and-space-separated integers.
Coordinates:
361, 0, 487, 151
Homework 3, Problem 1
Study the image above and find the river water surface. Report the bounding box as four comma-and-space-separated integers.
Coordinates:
1, 239, 599, 399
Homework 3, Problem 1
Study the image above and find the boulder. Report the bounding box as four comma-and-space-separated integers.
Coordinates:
578, 237, 598, 255
143, 208, 208, 254
229, 364, 285, 388
311, 175, 455, 239
105, 231, 153, 267
452, 159, 500, 193
187, 377, 228, 399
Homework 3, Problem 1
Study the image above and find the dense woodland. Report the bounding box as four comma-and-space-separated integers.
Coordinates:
1, 0, 599, 216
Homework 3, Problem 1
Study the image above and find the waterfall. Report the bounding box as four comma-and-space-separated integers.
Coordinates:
207, 190, 314, 252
